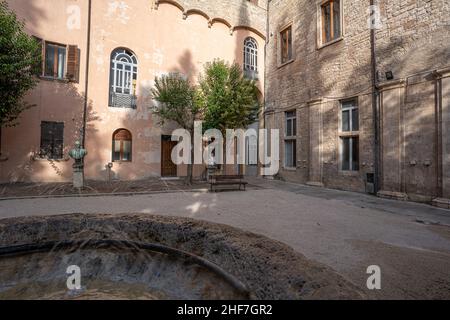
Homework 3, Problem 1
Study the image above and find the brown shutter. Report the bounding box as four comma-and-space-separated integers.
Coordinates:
32, 36, 43, 76
67, 45, 80, 83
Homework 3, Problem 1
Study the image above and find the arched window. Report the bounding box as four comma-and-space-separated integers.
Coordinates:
243, 37, 258, 76
109, 48, 138, 108
112, 129, 132, 161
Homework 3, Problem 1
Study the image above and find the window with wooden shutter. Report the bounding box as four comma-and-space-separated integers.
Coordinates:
32, 36, 44, 76
339, 99, 359, 171
280, 25, 293, 64
40, 121, 64, 159
67, 45, 80, 83
44, 42, 67, 79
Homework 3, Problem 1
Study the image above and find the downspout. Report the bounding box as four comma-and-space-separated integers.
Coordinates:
264, 0, 270, 128
260, 0, 270, 178
82, 0, 92, 149
370, 0, 380, 194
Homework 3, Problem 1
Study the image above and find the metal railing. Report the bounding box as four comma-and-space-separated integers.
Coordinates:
243, 69, 259, 81
109, 92, 137, 109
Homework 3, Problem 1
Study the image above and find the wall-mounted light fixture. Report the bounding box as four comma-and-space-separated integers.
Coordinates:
385, 71, 394, 80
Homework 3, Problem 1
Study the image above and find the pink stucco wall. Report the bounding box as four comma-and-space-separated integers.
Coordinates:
0, 0, 265, 182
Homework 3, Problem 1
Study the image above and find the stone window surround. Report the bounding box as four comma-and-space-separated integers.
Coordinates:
283, 109, 298, 169
316, 0, 345, 50
278, 22, 295, 68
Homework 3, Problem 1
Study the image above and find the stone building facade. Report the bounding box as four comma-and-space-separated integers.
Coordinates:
265, 0, 450, 205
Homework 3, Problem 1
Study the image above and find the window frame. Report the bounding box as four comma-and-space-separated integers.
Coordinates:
245, 135, 258, 166
43, 41, 67, 80
284, 140, 297, 169
285, 110, 297, 138
243, 37, 258, 73
40, 121, 64, 160
284, 110, 297, 169
340, 99, 359, 132
339, 98, 359, 172
112, 129, 133, 162
318, 0, 344, 48
109, 48, 138, 108
279, 24, 294, 66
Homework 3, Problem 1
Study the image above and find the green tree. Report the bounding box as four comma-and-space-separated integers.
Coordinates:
151, 73, 201, 184
0, 1, 41, 128
198, 59, 260, 133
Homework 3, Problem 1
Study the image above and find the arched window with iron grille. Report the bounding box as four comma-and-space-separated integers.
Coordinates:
243, 37, 258, 79
109, 48, 138, 108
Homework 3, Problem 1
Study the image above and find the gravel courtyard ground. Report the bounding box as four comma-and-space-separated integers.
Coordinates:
1, 177, 449, 299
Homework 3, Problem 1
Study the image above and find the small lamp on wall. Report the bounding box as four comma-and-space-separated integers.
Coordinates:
385, 71, 394, 81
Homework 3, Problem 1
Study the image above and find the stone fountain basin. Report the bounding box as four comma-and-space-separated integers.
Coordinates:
0, 214, 364, 300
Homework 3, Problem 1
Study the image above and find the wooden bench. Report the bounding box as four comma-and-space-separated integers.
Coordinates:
209, 175, 248, 192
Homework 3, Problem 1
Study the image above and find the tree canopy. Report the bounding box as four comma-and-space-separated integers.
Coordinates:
151, 73, 201, 133
198, 59, 260, 133
0, 1, 41, 127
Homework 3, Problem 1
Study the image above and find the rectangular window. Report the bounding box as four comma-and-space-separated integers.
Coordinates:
280, 26, 293, 64
340, 99, 359, 171
44, 42, 66, 79
341, 99, 359, 132
285, 140, 297, 168
285, 111, 297, 137
340, 137, 359, 171
40, 121, 64, 160
321, 0, 341, 44
284, 110, 297, 168
246, 135, 258, 165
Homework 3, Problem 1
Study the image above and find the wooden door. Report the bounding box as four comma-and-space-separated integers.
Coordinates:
161, 136, 177, 177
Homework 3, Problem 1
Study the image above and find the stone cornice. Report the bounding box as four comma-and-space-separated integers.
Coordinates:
376, 79, 406, 91
434, 66, 450, 79
153, 0, 267, 39
307, 98, 323, 106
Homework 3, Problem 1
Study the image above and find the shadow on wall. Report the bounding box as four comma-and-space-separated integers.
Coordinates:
6, 0, 47, 32
336, 8, 449, 198
234, 0, 249, 66
6, 82, 101, 183
174, 49, 198, 82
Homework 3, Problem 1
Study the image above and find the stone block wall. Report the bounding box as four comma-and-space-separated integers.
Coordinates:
266, 0, 450, 201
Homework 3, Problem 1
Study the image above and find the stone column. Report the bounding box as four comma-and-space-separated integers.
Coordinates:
306, 99, 324, 187
377, 79, 408, 201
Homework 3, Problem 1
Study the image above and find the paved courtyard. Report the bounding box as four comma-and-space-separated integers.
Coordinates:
1, 178, 449, 299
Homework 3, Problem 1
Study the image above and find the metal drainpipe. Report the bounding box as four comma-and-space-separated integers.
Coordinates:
370, 0, 380, 194
260, 0, 270, 178
82, 0, 92, 150
264, 0, 270, 130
